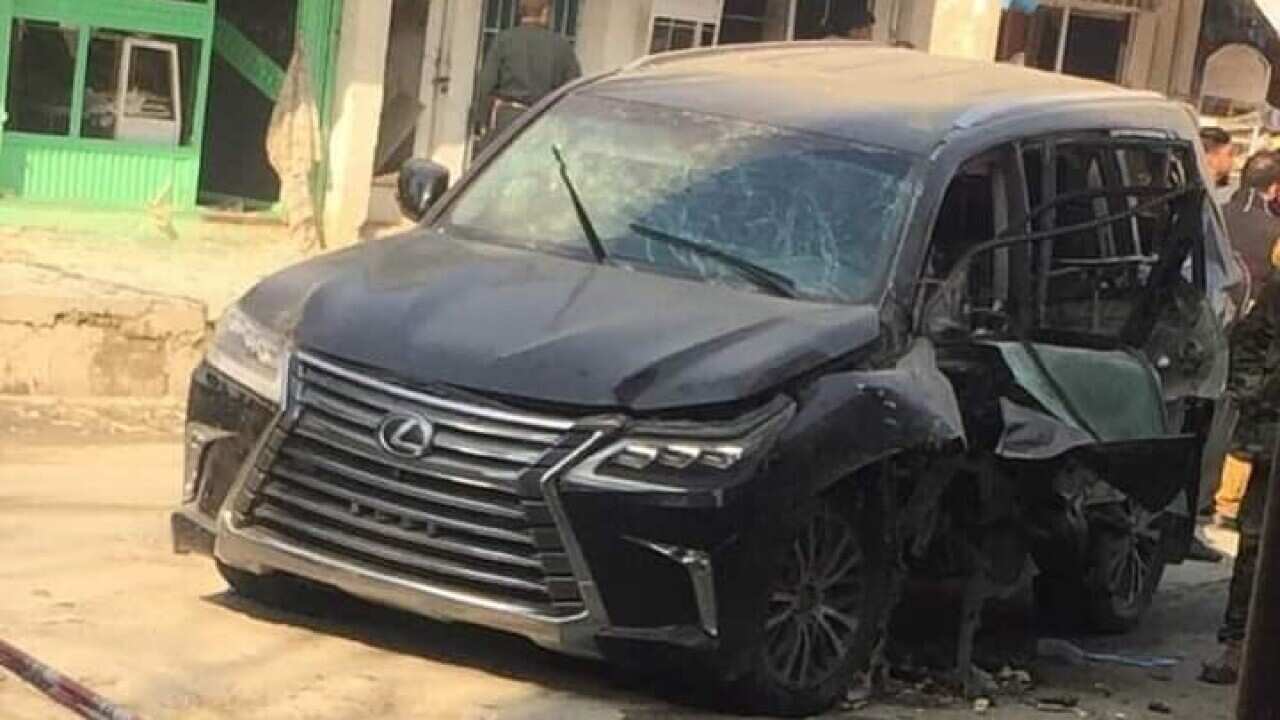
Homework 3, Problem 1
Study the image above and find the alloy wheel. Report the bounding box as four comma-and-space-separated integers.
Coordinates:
763, 507, 866, 689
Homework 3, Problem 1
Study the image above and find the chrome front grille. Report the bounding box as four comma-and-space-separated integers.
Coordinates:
246, 353, 588, 617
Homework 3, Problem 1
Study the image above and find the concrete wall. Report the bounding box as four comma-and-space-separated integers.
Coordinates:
893, 0, 1002, 59
578, 0, 653, 75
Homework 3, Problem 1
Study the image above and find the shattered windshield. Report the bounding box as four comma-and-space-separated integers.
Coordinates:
440, 94, 915, 303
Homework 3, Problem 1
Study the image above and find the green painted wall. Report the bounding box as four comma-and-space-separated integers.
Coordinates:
0, 0, 216, 211
0, 0, 343, 217
0, 133, 200, 208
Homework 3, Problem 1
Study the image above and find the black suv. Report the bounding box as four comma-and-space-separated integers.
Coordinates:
173, 43, 1235, 716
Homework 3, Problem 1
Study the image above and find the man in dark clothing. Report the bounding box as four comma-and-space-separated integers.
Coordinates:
1222, 151, 1280, 305
1202, 274, 1280, 684
1202, 156, 1280, 683
473, 0, 580, 150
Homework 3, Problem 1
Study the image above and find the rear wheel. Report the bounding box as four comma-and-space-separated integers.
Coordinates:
1082, 502, 1167, 633
733, 484, 892, 716
1036, 500, 1167, 634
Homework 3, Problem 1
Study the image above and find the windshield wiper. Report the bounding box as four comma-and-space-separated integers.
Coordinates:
551, 145, 607, 264
628, 222, 797, 299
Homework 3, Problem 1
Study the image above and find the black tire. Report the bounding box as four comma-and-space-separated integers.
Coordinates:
1081, 502, 1167, 633
731, 483, 894, 717
216, 560, 309, 606
1035, 501, 1167, 634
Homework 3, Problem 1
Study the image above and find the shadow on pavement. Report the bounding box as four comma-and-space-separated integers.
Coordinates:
202, 583, 733, 717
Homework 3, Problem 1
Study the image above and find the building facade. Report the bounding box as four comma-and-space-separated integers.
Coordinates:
0, 0, 343, 217
0, 0, 1266, 247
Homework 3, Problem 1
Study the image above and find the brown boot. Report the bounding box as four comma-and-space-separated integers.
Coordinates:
1200, 642, 1243, 685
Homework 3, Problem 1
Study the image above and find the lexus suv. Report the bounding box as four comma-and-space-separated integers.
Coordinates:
173, 43, 1235, 715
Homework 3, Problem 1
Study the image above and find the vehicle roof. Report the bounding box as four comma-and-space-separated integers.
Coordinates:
586, 43, 1176, 155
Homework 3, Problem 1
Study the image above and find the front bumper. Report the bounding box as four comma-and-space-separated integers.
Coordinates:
175, 359, 775, 665
213, 511, 600, 652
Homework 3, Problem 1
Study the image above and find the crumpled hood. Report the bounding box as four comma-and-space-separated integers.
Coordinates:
240, 230, 882, 411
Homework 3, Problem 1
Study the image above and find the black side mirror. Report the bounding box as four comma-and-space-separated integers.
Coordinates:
397, 159, 450, 221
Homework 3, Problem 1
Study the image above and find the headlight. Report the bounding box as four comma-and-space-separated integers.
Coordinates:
206, 304, 287, 403
565, 398, 795, 492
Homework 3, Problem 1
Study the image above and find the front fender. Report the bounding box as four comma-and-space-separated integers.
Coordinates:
770, 338, 966, 496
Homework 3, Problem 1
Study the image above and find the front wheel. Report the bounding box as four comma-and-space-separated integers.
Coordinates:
732, 484, 893, 716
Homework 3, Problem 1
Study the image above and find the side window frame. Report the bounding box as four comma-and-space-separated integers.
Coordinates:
913, 142, 1027, 334
919, 130, 1207, 346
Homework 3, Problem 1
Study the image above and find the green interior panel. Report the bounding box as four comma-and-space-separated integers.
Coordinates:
990, 341, 1168, 441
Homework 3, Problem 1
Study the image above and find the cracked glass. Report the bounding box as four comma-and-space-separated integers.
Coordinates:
442, 93, 915, 303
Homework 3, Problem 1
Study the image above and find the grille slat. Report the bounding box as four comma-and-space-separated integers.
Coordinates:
254, 505, 554, 598
267, 465, 535, 546
303, 384, 550, 465
259, 483, 545, 571
276, 447, 525, 521
307, 373, 564, 444
293, 413, 525, 489
247, 354, 586, 617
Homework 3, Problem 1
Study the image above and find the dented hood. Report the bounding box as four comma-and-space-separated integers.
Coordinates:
242, 230, 882, 411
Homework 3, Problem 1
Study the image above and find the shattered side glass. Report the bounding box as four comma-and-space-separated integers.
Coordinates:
442, 93, 915, 303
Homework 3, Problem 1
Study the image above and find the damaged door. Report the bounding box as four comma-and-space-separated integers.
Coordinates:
915, 130, 1223, 631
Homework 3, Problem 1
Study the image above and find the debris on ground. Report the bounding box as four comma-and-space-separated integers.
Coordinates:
1092, 682, 1114, 698
973, 696, 992, 713
0, 638, 140, 720
998, 666, 1034, 687
1036, 638, 1179, 669
1149, 700, 1173, 714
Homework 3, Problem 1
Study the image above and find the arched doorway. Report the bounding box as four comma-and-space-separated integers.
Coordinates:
1201, 43, 1271, 116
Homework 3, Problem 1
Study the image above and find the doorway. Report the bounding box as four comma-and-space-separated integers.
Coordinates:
373, 0, 431, 177
198, 0, 298, 210
367, 0, 432, 225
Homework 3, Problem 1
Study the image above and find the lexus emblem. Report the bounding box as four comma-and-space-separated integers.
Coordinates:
377, 413, 435, 459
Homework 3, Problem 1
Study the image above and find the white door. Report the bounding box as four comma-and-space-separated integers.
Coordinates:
115, 37, 182, 145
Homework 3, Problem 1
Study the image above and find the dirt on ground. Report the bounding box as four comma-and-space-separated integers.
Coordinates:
0, 403, 1246, 720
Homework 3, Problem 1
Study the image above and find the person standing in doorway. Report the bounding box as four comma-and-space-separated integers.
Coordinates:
473, 0, 581, 152
1200, 127, 1238, 204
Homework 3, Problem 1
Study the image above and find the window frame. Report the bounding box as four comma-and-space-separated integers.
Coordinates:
917, 131, 1208, 347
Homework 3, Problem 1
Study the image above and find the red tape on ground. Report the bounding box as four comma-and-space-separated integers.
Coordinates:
0, 638, 140, 720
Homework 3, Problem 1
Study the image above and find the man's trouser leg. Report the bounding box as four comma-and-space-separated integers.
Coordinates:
1220, 458, 1271, 644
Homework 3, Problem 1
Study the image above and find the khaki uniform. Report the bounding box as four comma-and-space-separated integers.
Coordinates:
1220, 276, 1280, 643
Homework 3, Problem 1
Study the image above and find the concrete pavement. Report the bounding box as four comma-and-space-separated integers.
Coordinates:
0, 410, 1243, 720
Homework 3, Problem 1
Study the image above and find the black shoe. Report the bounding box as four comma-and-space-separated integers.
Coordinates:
1200, 642, 1242, 685
1187, 536, 1223, 563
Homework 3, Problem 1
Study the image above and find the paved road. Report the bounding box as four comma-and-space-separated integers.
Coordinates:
0, 435, 1244, 720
